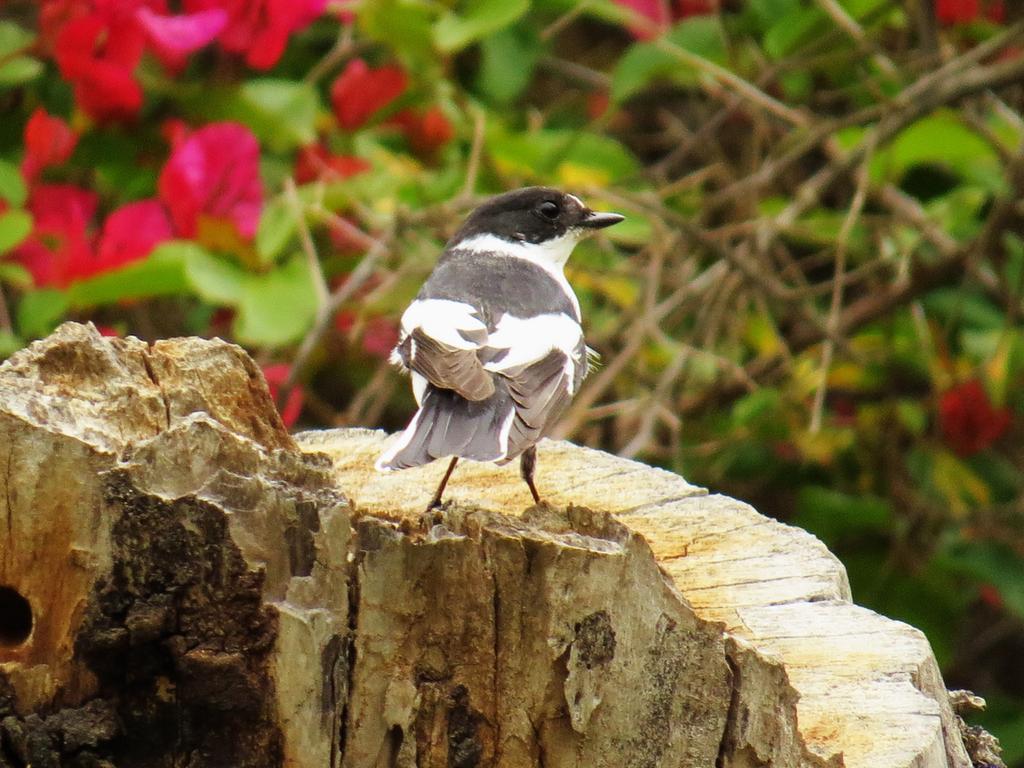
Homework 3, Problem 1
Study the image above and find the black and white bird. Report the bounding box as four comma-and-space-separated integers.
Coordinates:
376, 186, 623, 509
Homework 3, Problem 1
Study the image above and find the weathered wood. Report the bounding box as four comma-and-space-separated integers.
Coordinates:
0, 323, 987, 768
301, 430, 975, 768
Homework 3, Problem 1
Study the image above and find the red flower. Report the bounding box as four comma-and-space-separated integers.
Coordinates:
613, 0, 716, 37
14, 184, 98, 288
157, 122, 264, 241
330, 58, 407, 131
184, 0, 326, 70
262, 363, 304, 428
939, 379, 1012, 456
96, 199, 173, 271
160, 117, 191, 148
21, 108, 78, 183
677, 0, 716, 16
39, 0, 92, 55
391, 107, 454, 156
294, 144, 371, 184
135, 6, 228, 72
978, 583, 1004, 610
935, 0, 1003, 24
587, 92, 611, 120
55, 7, 148, 121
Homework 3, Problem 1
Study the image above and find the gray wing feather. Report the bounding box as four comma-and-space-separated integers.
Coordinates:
406, 328, 495, 401
499, 348, 576, 460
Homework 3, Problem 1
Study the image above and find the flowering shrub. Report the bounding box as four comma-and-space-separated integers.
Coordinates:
1, 0, 1024, 757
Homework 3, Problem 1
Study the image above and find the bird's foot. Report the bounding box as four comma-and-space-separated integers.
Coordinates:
420, 500, 445, 530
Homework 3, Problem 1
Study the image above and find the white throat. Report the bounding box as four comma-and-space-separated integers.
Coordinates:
454, 232, 583, 319
455, 231, 580, 269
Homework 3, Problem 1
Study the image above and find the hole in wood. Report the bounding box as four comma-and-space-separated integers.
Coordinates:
0, 586, 32, 647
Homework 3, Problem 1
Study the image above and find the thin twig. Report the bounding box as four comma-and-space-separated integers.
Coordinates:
284, 178, 330, 312
813, 0, 898, 76
809, 142, 873, 433
653, 36, 809, 128
461, 109, 486, 200
0, 285, 12, 335
304, 23, 355, 83
282, 224, 391, 397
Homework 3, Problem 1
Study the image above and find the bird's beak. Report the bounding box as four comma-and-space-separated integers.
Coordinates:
579, 210, 625, 229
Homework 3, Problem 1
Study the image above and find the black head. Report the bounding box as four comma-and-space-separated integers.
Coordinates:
451, 187, 624, 246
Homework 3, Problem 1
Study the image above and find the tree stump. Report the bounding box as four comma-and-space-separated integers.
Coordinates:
0, 323, 986, 767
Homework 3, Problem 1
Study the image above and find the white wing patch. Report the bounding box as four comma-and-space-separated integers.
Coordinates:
484, 312, 583, 393
399, 298, 487, 350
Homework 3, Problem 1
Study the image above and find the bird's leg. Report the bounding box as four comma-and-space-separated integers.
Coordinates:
520, 446, 542, 505
427, 456, 459, 513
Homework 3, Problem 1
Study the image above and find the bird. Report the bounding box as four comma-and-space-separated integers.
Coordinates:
375, 186, 624, 510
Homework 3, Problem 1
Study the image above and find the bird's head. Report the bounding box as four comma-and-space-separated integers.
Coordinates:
451, 187, 624, 268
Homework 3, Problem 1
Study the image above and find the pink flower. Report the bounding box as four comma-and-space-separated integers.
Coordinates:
157, 122, 264, 241
14, 184, 99, 288
184, 0, 327, 70
330, 58, 407, 130
262, 363, 304, 428
21, 108, 78, 183
96, 199, 173, 271
15, 186, 172, 287
135, 6, 228, 72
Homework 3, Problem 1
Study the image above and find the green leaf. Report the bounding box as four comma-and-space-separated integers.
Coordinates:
795, 486, 891, 543
434, 0, 530, 53
0, 262, 32, 290
747, 0, 802, 30
870, 111, 1002, 190
183, 248, 247, 305
0, 330, 22, 358
67, 241, 199, 307
940, 540, 1024, 619
360, 0, 435, 66
0, 159, 27, 207
255, 196, 296, 266
612, 17, 727, 103
731, 388, 781, 427
0, 209, 32, 254
241, 80, 319, 151
188, 80, 320, 153
923, 287, 1005, 331
0, 56, 44, 87
476, 26, 542, 104
17, 289, 69, 339
763, 5, 826, 58
233, 255, 318, 347
0, 21, 35, 58
487, 124, 639, 184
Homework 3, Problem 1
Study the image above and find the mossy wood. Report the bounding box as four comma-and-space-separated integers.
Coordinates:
0, 323, 980, 767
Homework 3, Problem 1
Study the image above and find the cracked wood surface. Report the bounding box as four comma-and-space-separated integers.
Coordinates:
0, 323, 972, 768
298, 428, 972, 768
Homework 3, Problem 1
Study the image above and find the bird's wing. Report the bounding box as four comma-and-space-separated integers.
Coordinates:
391, 298, 495, 401
482, 312, 586, 458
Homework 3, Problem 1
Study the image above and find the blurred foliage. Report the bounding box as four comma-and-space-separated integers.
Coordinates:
1, 0, 1024, 759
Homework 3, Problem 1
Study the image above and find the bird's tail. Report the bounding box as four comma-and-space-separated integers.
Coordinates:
375, 385, 513, 470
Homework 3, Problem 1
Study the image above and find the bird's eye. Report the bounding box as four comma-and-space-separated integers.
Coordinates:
537, 201, 560, 220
